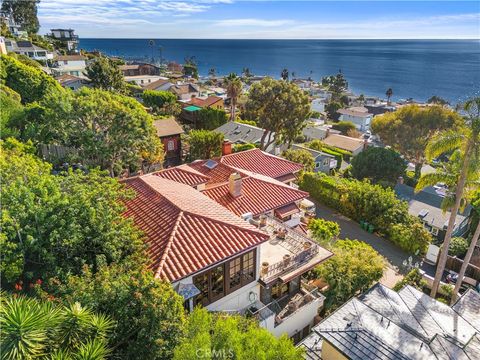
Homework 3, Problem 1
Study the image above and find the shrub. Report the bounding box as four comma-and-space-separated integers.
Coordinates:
448, 237, 469, 257
393, 268, 427, 292
332, 121, 356, 135
233, 143, 256, 153
282, 148, 315, 172
308, 218, 340, 248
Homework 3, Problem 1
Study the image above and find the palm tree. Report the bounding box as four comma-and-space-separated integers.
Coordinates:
281, 68, 289, 81
0, 293, 112, 359
386, 88, 393, 104
208, 67, 216, 80
224, 73, 242, 121
242, 67, 252, 79
418, 97, 480, 298
291, 71, 296, 80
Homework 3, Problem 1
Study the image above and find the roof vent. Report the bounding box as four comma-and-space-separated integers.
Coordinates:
204, 159, 218, 169
418, 209, 429, 218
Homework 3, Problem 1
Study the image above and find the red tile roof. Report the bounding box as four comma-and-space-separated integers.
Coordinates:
220, 149, 304, 180
123, 175, 268, 282
154, 166, 209, 187
203, 176, 308, 217
275, 203, 300, 219
188, 160, 247, 188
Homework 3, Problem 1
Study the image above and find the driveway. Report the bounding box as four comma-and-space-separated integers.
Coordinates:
313, 201, 415, 276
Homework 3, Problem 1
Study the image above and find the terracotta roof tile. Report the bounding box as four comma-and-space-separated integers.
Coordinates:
220, 149, 303, 180
203, 176, 308, 216
188, 160, 247, 188
123, 175, 268, 282
154, 167, 209, 187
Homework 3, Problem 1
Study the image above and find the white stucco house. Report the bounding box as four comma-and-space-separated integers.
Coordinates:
337, 106, 373, 132
52, 55, 87, 77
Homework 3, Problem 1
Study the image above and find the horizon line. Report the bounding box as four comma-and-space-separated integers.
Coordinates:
77, 37, 480, 40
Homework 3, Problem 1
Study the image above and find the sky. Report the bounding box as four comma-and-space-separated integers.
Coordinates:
38, 1, 480, 39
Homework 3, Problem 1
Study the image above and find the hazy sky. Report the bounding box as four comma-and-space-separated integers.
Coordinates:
38, 1, 480, 39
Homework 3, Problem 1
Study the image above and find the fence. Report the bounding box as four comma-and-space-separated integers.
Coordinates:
445, 250, 480, 281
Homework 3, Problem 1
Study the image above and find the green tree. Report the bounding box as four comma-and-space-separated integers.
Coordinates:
233, 143, 256, 153
350, 147, 406, 185
371, 104, 462, 178
245, 77, 310, 149
331, 121, 356, 135
308, 218, 340, 248
321, 72, 348, 100
427, 96, 449, 106
392, 268, 427, 292
0, 54, 63, 104
50, 265, 186, 360
325, 101, 342, 121
0, 141, 145, 287
173, 308, 303, 360
183, 56, 198, 79
385, 88, 393, 104
197, 107, 229, 130
280, 68, 289, 81
282, 148, 315, 172
142, 89, 178, 114
188, 130, 224, 160
0, 85, 23, 139
241, 67, 252, 80
225, 73, 243, 121
0, 293, 112, 359
84, 56, 126, 93
416, 98, 480, 299
448, 237, 469, 257
388, 222, 432, 254
1, 0, 40, 34
314, 239, 384, 308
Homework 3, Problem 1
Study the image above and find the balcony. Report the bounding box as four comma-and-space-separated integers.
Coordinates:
251, 216, 333, 284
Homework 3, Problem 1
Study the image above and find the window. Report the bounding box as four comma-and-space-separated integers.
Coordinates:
432, 227, 439, 236
193, 249, 256, 306
271, 282, 288, 300
167, 140, 175, 151
315, 162, 320, 168
323, 159, 329, 166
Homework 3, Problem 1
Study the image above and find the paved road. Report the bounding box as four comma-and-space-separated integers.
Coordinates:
313, 200, 415, 274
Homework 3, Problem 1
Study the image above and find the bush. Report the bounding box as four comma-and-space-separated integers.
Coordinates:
197, 107, 229, 130
188, 130, 224, 160
308, 218, 340, 248
351, 147, 406, 185
233, 143, 256, 153
332, 121, 356, 135
282, 148, 315, 172
299, 172, 432, 254
142, 89, 177, 112
236, 119, 257, 126
448, 237, 469, 257
393, 268, 427, 292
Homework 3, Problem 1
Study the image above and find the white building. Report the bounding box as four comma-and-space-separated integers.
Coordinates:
52, 55, 87, 77
311, 98, 327, 113
337, 106, 373, 131
4, 39, 54, 61
49, 28, 79, 53
124, 75, 167, 86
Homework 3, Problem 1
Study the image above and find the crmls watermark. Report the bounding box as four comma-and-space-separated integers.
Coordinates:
195, 348, 234, 359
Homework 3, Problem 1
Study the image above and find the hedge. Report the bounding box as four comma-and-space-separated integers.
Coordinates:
299, 172, 431, 254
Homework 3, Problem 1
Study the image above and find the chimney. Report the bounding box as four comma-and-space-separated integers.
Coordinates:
229, 173, 242, 197
397, 176, 404, 185
222, 140, 232, 156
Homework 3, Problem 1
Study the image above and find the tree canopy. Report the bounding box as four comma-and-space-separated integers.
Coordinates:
173, 308, 303, 360
371, 104, 462, 177
350, 147, 406, 185
282, 148, 315, 172
84, 56, 126, 93
225, 73, 243, 121
1, 0, 40, 34
188, 130, 224, 160
244, 77, 310, 150
142, 89, 178, 114
321, 72, 348, 101
313, 239, 384, 309
197, 107, 229, 130
332, 121, 356, 135
308, 218, 340, 248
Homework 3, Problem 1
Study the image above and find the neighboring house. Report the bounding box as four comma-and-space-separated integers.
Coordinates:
49, 28, 79, 53
124, 75, 166, 86
394, 183, 472, 241
322, 134, 366, 156
299, 283, 480, 360
302, 125, 340, 142
119, 63, 160, 77
215, 122, 281, 155
123, 165, 333, 341
365, 104, 396, 116
56, 74, 89, 91
52, 55, 87, 76
311, 98, 327, 113
167, 61, 183, 73
170, 83, 200, 100
153, 118, 184, 167
337, 107, 373, 131
4, 40, 54, 60
0, 12, 25, 37
187, 95, 224, 110
142, 78, 173, 91
291, 144, 337, 174
220, 148, 304, 186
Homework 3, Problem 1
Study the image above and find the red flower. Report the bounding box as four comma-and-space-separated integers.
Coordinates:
36, 279, 43, 285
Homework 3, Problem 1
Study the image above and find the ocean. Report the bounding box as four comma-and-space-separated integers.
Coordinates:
79, 39, 480, 104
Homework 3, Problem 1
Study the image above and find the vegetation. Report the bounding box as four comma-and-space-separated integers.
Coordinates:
173, 308, 303, 360
350, 147, 406, 185
448, 237, 469, 257
235, 119, 257, 126
1, 0, 40, 34
314, 239, 384, 308
244, 77, 310, 149
282, 148, 315, 172
142, 89, 178, 115
307, 139, 351, 167
0, 55, 63, 104
308, 218, 340, 248
197, 107, 229, 130
321, 72, 348, 100
225, 73, 243, 121
183, 57, 198, 79
233, 143, 256, 153
392, 268, 427, 292
0, 85, 23, 139
385, 88, 393, 104
325, 101, 342, 121
371, 104, 462, 178
299, 172, 432, 254
0, 293, 112, 359
84, 56, 126, 93
332, 121, 356, 135
427, 96, 449, 105
188, 130, 224, 160
280, 68, 289, 81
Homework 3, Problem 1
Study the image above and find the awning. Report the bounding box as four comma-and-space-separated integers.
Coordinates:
275, 203, 300, 219
176, 283, 200, 300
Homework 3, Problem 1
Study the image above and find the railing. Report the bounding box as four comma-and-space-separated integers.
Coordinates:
261, 247, 319, 282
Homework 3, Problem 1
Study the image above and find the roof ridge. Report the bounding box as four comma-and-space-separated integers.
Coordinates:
155, 210, 184, 279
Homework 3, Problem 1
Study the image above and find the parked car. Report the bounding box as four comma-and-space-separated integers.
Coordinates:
446, 271, 480, 294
